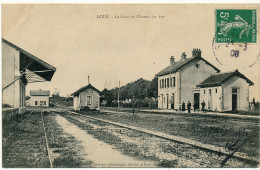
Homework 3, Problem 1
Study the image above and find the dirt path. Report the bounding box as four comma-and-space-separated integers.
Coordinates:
55, 115, 155, 167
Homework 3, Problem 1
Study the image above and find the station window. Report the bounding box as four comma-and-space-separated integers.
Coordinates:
173, 77, 176, 87
232, 88, 238, 94
167, 78, 169, 88
162, 80, 164, 88
40, 101, 46, 106
87, 96, 92, 105
196, 64, 200, 68
35, 101, 38, 105
203, 89, 206, 94
215, 88, 218, 93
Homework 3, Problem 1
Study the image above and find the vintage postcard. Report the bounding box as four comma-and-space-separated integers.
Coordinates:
1, 3, 260, 168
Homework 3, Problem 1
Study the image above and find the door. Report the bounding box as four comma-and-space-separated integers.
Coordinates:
171, 93, 175, 109
194, 93, 200, 110
166, 94, 169, 109
161, 94, 163, 109
86, 95, 92, 106
208, 89, 212, 110
232, 88, 238, 111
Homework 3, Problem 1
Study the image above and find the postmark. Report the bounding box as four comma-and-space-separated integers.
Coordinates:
215, 9, 257, 43
212, 9, 259, 68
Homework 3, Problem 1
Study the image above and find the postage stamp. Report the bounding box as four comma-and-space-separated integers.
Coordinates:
215, 9, 257, 43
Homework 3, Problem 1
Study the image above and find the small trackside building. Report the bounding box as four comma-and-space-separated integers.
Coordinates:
197, 70, 254, 112
26, 90, 50, 107
71, 84, 101, 110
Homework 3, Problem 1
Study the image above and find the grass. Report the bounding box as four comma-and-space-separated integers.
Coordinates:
86, 108, 259, 162
2, 111, 49, 168
42, 111, 92, 168
2, 110, 92, 168
63, 114, 162, 166
63, 113, 251, 167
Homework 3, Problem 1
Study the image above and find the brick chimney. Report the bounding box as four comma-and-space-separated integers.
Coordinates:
192, 48, 201, 58
181, 52, 187, 60
170, 56, 175, 65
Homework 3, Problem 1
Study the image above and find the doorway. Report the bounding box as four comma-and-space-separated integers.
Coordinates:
232, 88, 238, 111
171, 93, 175, 109
194, 93, 200, 110
166, 94, 169, 109
208, 89, 212, 110
161, 94, 163, 109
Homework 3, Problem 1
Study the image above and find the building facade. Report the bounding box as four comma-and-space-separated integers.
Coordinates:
157, 49, 253, 112
197, 70, 253, 111
71, 84, 101, 110
26, 90, 50, 107
157, 49, 220, 110
2, 39, 56, 113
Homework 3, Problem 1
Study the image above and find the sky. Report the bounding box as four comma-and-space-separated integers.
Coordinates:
2, 4, 260, 100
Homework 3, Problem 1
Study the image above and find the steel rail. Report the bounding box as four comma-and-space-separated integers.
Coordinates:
41, 111, 53, 168
68, 111, 259, 167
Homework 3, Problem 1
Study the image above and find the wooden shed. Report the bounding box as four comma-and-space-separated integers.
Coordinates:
71, 84, 101, 110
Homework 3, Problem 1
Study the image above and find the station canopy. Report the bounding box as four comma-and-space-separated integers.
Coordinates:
3, 39, 56, 85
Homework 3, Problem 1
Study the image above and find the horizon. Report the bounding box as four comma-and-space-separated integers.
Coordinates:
2, 4, 259, 100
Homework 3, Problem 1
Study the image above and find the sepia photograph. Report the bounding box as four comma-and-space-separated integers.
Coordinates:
1, 3, 260, 168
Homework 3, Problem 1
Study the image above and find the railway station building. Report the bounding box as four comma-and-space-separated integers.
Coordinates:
2, 39, 56, 113
157, 49, 253, 112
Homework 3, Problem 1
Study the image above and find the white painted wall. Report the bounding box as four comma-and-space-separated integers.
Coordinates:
200, 76, 251, 111
158, 72, 178, 109
27, 96, 49, 107
222, 76, 250, 111
79, 89, 100, 109
200, 86, 222, 111
180, 59, 218, 106
73, 96, 80, 110
73, 88, 100, 110
157, 58, 218, 110
2, 42, 26, 110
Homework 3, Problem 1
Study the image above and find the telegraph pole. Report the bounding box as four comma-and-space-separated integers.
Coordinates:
118, 81, 120, 109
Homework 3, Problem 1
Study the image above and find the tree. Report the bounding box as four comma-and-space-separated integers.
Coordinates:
102, 77, 158, 107
145, 76, 158, 98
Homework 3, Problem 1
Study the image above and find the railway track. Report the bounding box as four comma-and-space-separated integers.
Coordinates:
65, 111, 259, 167
41, 110, 53, 168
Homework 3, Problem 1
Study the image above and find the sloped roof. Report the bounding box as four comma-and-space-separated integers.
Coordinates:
157, 56, 220, 76
197, 70, 254, 87
30, 90, 50, 96
2, 39, 56, 83
71, 84, 101, 96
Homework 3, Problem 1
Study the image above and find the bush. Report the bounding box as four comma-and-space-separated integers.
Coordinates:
2, 104, 11, 108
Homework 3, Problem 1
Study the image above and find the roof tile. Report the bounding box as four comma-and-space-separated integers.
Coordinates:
30, 90, 50, 96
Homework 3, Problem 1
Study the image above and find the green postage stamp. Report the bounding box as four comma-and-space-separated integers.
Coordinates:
215, 9, 257, 43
